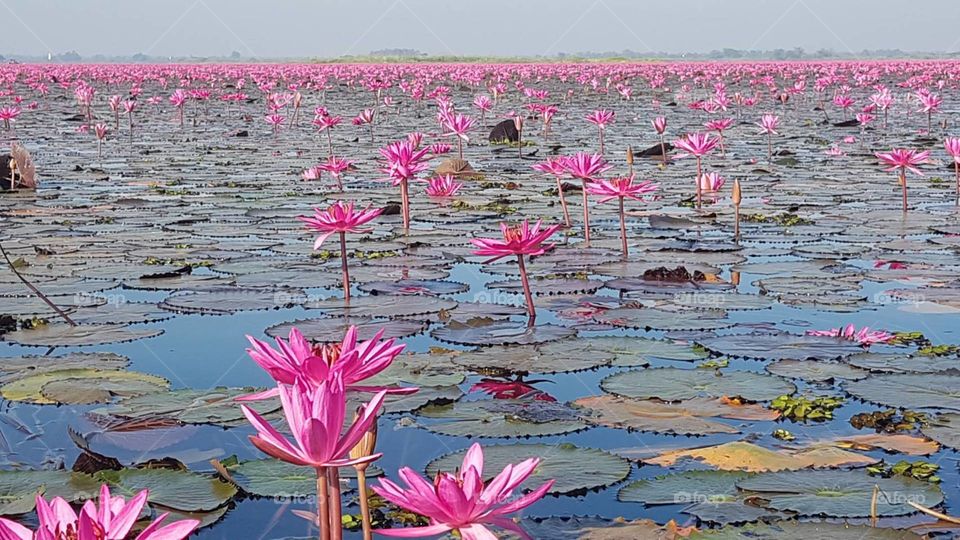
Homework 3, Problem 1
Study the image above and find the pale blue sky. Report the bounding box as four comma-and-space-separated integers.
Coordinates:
2, 0, 957, 58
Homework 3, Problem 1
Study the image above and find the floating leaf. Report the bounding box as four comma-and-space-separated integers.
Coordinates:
266, 317, 426, 343
688, 521, 923, 539
415, 399, 586, 438
97, 387, 280, 427
697, 333, 863, 361
844, 374, 960, 411
2, 324, 164, 347
432, 320, 576, 346
594, 308, 733, 331
735, 469, 943, 517
1, 369, 169, 405
160, 289, 307, 314
766, 360, 868, 382
305, 295, 457, 318
426, 443, 630, 495
601, 368, 795, 402
574, 395, 777, 435
644, 441, 877, 472
96, 468, 237, 512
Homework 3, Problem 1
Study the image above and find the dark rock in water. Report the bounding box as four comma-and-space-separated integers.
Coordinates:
636, 142, 674, 158
489, 119, 519, 143
0, 315, 15, 335
642, 266, 707, 282
0, 154, 10, 189
833, 119, 859, 127
234, 130, 249, 137
666, 101, 678, 107
382, 202, 402, 216
64, 113, 85, 122
774, 149, 794, 156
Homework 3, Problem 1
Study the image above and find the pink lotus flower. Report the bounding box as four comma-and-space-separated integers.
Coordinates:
945, 137, 960, 201
673, 132, 719, 159
239, 325, 410, 402
698, 172, 726, 193
876, 148, 930, 212
265, 113, 285, 132
562, 152, 611, 244
674, 132, 719, 207
586, 174, 658, 257
586, 174, 658, 203
756, 114, 779, 135
299, 201, 383, 249
300, 202, 384, 300
373, 443, 554, 540
302, 166, 322, 181
353, 109, 374, 126
876, 149, 930, 177
585, 109, 615, 153
472, 220, 560, 319
440, 112, 476, 159
704, 117, 734, 156
652, 116, 667, 135
825, 145, 846, 157
424, 174, 463, 198
806, 324, 894, 346
532, 156, 572, 227
317, 155, 354, 191
380, 138, 431, 228
0, 107, 20, 129
0, 485, 199, 540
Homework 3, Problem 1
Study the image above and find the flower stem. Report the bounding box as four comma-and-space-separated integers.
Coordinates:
581, 179, 591, 245
357, 471, 373, 540
328, 468, 343, 540
618, 196, 628, 258
695, 157, 703, 209
517, 254, 536, 321
900, 169, 908, 213
400, 178, 410, 229
555, 177, 571, 227
339, 231, 351, 303
317, 468, 331, 540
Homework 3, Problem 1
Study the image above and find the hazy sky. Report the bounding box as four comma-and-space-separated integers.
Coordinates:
2, 0, 958, 58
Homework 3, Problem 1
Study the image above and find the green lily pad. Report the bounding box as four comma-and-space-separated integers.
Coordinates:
1, 368, 169, 405
594, 308, 733, 331
95, 468, 237, 512
97, 387, 281, 427
364, 352, 466, 387
697, 333, 864, 361
689, 521, 923, 539
415, 399, 587, 438
432, 320, 577, 346
921, 413, 960, 450
0, 470, 100, 515
226, 459, 382, 498
735, 469, 943, 517
574, 395, 779, 435
602, 368, 795, 402
766, 360, 868, 382
425, 443, 630, 495
844, 374, 960, 411
1, 324, 164, 347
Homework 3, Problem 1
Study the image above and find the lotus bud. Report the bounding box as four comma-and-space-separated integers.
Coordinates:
350, 408, 378, 472
732, 178, 742, 206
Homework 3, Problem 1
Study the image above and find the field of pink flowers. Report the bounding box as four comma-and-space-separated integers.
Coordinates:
0, 60, 959, 539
